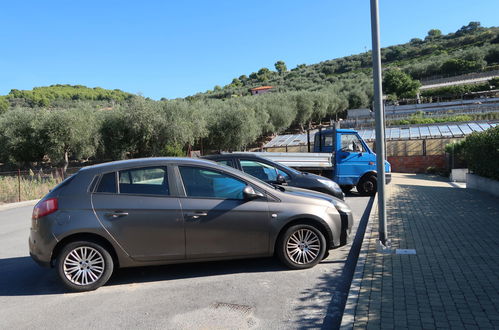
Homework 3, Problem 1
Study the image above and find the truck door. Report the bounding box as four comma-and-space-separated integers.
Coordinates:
336, 133, 374, 185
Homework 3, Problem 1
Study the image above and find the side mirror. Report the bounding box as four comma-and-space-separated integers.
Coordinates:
276, 174, 287, 185
243, 186, 264, 200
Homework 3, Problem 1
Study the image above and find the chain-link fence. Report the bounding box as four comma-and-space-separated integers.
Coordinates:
0, 167, 81, 204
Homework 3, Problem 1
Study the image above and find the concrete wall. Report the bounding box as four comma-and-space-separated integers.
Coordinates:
388, 155, 446, 173
451, 168, 468, 182
466, 173, 499, 198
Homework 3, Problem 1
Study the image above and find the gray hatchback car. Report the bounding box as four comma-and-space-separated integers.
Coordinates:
29, 158, 353, 291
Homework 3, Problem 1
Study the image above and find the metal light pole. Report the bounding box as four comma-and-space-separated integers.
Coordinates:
370, 0, 388, 246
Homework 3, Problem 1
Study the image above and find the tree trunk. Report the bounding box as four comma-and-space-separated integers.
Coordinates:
62, 151, 69, 175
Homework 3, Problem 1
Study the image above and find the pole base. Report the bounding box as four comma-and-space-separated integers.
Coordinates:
376, 239, 393, 254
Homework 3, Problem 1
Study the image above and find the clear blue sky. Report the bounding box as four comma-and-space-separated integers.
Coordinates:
1, 0, 498, 100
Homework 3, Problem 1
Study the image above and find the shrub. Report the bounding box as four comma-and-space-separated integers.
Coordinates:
461, 126, 499, 180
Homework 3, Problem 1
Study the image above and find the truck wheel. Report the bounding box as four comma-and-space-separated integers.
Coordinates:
277, 224, 326, 269
56, 241, 114, 292
357, 175, 377, 196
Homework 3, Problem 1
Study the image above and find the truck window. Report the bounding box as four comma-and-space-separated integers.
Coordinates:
341, 134, 364, 153
324, 135, 333, 147
314, 133, 333, 149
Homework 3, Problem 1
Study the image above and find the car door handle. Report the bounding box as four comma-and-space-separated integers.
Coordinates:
105, 211, 129, 219
185, 212, 208, 220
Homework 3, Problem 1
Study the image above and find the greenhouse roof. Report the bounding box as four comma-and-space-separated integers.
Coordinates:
263, 121, 498, 148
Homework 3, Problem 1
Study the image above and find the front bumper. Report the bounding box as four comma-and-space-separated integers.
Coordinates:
385, 173, 392, 184
339, 210, 354, 245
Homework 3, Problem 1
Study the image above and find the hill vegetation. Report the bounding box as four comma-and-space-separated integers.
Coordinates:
1, 22, 498, 170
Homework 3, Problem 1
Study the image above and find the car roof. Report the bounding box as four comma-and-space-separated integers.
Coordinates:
203, 153, 266, 160
80, 157, 217, 174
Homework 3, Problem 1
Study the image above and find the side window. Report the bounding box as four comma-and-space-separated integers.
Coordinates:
216, 159, 235, 169
240, 160, 280, 182
96, 172, 117, 193
341, 134, 364, 153
179, 166, 246, 200
324, 134, 333, 147
118, 167, 169, 196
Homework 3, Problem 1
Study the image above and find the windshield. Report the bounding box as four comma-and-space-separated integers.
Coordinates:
278, 163, 301, 175
215, 163, 277, 190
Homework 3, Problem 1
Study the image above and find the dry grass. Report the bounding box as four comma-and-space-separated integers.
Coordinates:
0, 175, 61, 204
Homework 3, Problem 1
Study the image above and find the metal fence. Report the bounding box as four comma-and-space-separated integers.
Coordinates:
0, 167, 81, 204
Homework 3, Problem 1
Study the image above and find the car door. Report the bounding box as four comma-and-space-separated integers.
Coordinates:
91, 166, 185, 261
336, 133, 373, 185
176, 165, 271, 259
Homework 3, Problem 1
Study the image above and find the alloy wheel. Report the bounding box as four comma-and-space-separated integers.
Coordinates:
63, 246, 105, 286
285, 228, 321, 265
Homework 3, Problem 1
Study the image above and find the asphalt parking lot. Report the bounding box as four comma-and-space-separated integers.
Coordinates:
0, 193, 372, 329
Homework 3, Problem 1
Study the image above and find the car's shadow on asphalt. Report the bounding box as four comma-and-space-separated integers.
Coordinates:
108, 257, 287, 287
344, 190, 367, 198
0, 255, 288, 296
0, 256, 67, 296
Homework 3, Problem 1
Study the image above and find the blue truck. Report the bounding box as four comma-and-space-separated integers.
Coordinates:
243, 127, 391, 195
312, 127, 391, 194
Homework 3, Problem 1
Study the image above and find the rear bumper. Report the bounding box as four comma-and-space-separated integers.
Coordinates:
29, 228, 55, 268
30, 251, 51, 267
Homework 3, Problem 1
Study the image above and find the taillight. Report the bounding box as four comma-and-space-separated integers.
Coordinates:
32, 198, 58, 220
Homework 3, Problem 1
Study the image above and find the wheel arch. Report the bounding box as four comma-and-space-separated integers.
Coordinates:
272, 217, 334, 255
359, 170, 377, 182
51, 233, 120, 268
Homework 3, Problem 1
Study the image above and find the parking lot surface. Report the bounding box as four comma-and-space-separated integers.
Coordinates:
0, 194, 371, 329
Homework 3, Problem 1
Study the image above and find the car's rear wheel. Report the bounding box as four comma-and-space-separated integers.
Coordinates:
56, 241, 114, 292
277, 224, 326, 269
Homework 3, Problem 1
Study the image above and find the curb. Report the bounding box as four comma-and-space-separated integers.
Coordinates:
339, 194, 378, 329
0, 199, 39, 211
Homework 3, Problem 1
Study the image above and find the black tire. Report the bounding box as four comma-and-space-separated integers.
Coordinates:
357, 175, 377, 196
341, 185, 354, 193
277, 224, 327, 269
56, 241, 114, 292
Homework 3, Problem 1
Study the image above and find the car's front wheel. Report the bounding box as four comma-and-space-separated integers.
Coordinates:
277, 224, 326, 269
56, 241, 114, 292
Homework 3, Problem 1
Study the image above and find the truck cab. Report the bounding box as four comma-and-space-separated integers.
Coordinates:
313, 128, 391, 195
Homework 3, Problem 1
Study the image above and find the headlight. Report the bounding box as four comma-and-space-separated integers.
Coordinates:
317, 178, 342, 193
329, 199, 351, 213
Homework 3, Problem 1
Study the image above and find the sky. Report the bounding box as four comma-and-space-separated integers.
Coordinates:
1, 1, 498, 100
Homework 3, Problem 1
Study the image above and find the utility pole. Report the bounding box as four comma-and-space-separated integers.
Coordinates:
370, 0, 388, 247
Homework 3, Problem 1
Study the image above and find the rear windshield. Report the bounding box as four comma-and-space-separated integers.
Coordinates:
48, 173, 77, 194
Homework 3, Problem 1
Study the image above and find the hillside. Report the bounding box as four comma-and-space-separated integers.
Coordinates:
1, 22, 499, 168
193, 22, 499, 101
0, 84, 135, 112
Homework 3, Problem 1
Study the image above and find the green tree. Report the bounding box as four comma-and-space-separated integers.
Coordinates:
0, 96, 9, 114
425, 29, 442, 40
230, 78, 243, 87
275, 61, 287, 74
441, 58, 485, 75
38, 108, 100, 171
207, 103, 261, 151
383, 69, 421, 99
456, 21, 482, 36
293, 92, 314, 130
347, 89, 369, 109
257, 68, 272, 82
0, 109, 44, 165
